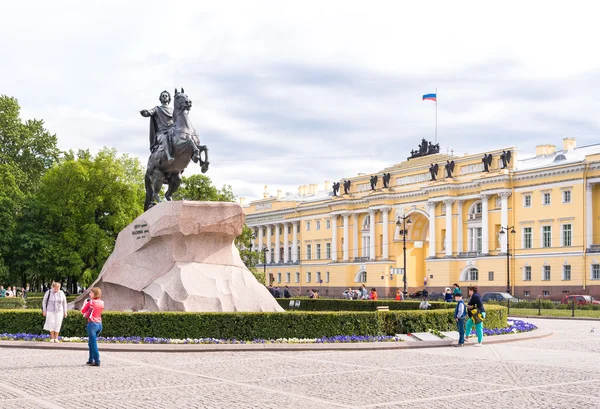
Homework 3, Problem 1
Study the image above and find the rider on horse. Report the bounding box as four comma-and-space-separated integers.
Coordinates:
140, 90, 175, 163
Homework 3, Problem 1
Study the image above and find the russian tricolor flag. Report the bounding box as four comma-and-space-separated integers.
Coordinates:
422, 93, 436, 102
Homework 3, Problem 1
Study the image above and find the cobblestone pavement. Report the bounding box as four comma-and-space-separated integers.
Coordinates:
0, 318, 599, 408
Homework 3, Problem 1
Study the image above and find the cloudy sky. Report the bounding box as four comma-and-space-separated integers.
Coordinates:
2, 1, 599, 201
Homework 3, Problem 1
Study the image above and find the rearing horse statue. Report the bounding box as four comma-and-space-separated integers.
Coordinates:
144, 88, 209, 211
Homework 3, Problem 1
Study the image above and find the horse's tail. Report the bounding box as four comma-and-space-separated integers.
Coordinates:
144, 172, 153, 211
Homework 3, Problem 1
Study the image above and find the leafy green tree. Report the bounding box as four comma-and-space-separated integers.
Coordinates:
0, 163, 25, 282
172, 174, 235, 202
12, 148, 144, 291
0, 95, 60, 192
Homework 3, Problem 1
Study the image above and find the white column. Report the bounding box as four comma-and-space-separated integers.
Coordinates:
481, 194, 490, 255
258, 226, 264, 251
283, 223, 289, 262
274, 223, 280, 263
428, 202, 437, 258
292, 221, 298, 262
369, 209, 376, 260
587, 183, 594, 248
500, 193, 510, 253
343, 213, 350, 261
353, 213, 359, 260
456, 200, 463, 254
382, 207, 391, 259
331, 215, 338, 261
444, 200, 454, 257
266, 225, 272, 263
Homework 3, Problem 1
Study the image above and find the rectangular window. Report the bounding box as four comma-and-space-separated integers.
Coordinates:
542, 226, 552, 248
326, 219, 331, 229
543, 290, 550, 297
295, 272, 300, 283
316, 244, 321, 260
561, 224, 572, 247
592, 264, 600, 280
277, 272, 281, 283
543, 265, 551, 281
316, 271, 321, 283
297, 224, 300, 233
563, 190, 571, 204
286, 272, 290, 283
523, 227, 532, 249
279, 227, 282, 235
563, 265, 571, 281
325, 271, 330, 283
316, 221, 321, 230
524, 291, 530, 297
543, 192, 551, 205
297, 246, 300, 260
523, 195, 532, 208
288, 225, 292, 234
326, 243, 331, 259
523, 266, 532, 281
306, 221, 311, 231
306, 244, 312, 260
488, 271, 494, 281
306, 272, 311, 283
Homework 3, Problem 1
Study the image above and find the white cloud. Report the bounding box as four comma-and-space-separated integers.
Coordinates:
2, 0, 599, 202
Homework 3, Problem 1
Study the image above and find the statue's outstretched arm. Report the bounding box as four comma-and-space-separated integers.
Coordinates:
140, 107, 156, 117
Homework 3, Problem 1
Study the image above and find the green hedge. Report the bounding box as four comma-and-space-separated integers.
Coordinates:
0, 296, 78, 310
0, 298, 25, 309
0, 305, 507, 340
24, 296, 78, 309
276, 298, 456, 312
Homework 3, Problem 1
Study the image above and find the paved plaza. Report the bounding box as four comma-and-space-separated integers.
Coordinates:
0, 318, 599, 408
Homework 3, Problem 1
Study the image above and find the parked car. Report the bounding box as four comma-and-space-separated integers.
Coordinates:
427, 292, 445, 301
560, 295, 600, 305
481, 292, 517, 303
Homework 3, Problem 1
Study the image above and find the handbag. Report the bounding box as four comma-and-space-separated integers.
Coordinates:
83, 300, 94, 319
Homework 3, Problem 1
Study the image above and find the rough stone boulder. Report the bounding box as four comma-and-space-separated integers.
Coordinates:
73, 201, 284, 312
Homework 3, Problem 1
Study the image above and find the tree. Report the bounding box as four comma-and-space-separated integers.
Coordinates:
11, 148, 144, 290
0, 163, 25, 282
0, 95, 60, 192
172, 174, 235, 202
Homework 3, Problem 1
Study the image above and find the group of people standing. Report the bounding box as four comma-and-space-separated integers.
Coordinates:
343, 285, 378, 300
453, 286, 486, 347
0, 285, 29, 298
41, 283, 105, 366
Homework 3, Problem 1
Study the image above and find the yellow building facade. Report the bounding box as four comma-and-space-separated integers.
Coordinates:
244, 138, 600, 300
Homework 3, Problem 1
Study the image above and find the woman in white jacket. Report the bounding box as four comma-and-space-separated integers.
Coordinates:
42, 282, 68, 343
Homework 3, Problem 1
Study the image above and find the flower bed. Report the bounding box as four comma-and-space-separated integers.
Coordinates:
480, 319, 537, 336
0, 333, 402, 344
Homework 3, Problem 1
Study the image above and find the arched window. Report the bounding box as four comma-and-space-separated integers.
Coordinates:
460, 267, 479, 281
468, 201, 482, 220
355, 270, 367, 283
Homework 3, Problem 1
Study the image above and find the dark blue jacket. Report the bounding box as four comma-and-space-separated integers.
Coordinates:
467, 292, 485, 313
444, 292, 453, 302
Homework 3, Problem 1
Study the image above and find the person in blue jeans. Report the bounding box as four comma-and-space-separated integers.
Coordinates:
453, 292, 467, 347
465, 286, 486, 347
81, 287, 105, 366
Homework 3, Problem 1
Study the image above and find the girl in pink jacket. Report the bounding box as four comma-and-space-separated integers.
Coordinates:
81, 287, 105, 366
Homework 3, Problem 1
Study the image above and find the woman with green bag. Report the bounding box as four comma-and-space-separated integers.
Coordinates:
465, 286, 486, 347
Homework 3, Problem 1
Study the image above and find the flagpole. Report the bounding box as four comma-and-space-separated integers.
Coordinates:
435, 87, 438, 144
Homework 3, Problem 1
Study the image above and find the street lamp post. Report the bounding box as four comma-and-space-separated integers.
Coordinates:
261, 246, 270, 284
499, 226, 516, 294
396, 215, 412, 299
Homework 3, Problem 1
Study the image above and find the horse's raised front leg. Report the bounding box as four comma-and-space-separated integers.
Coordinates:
199, 145, 210, 173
